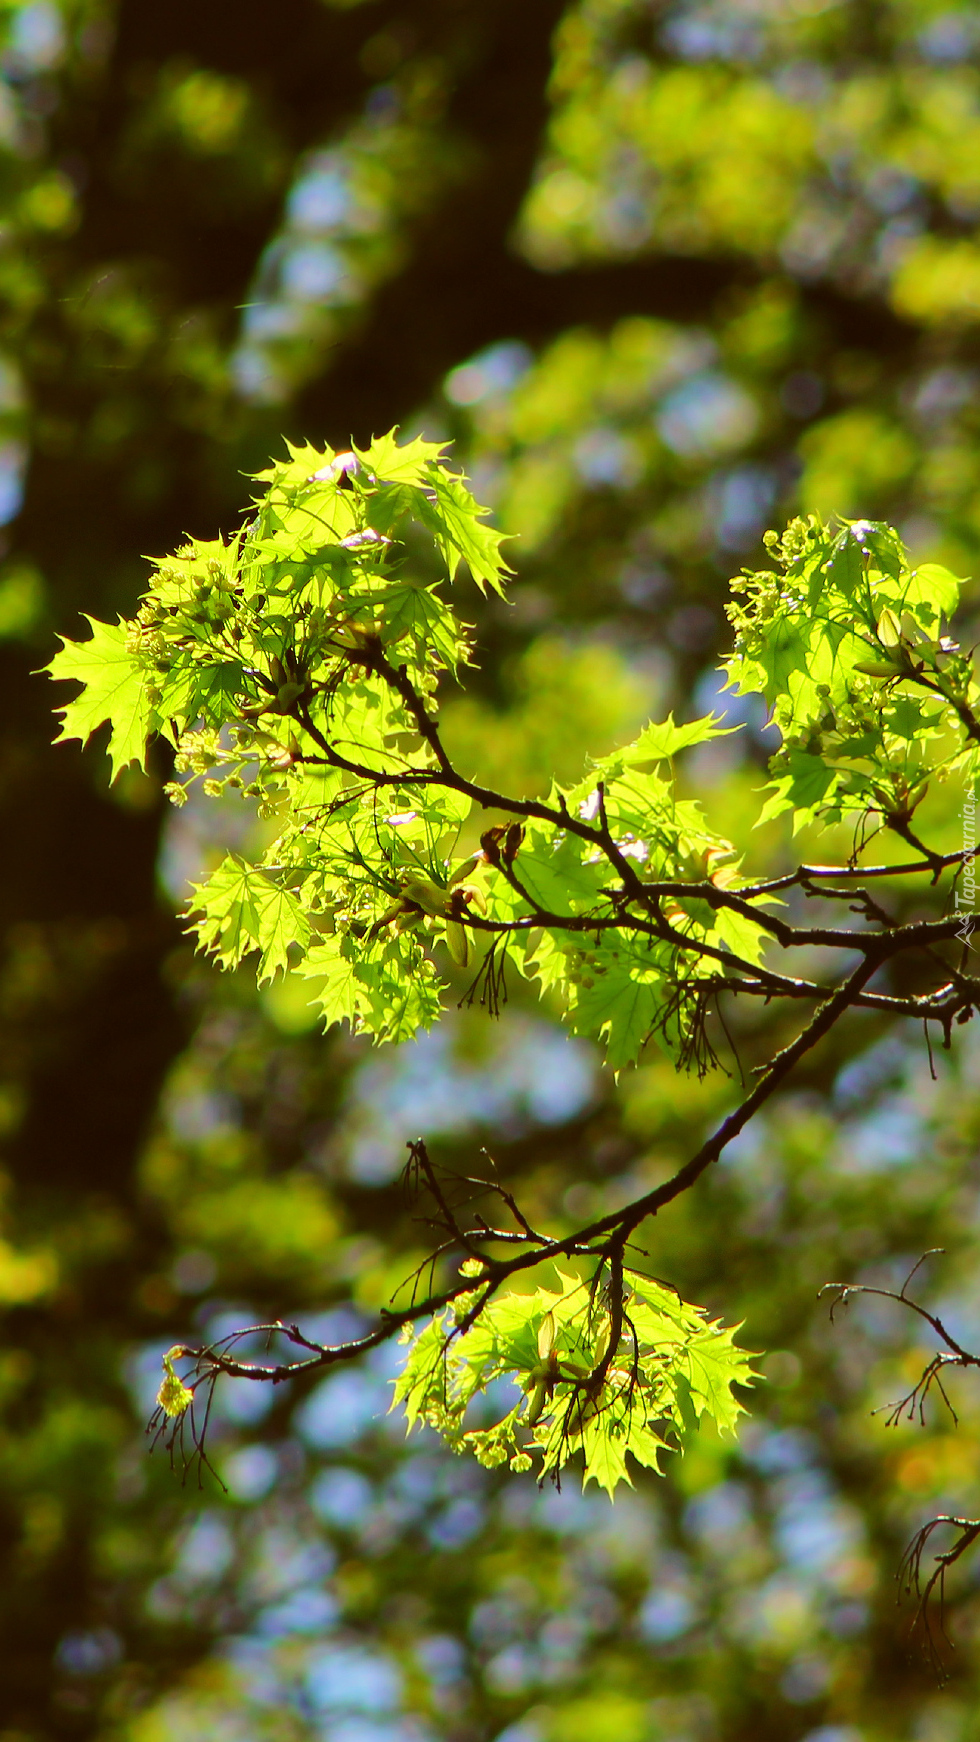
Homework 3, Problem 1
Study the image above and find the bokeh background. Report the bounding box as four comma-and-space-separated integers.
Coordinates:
5, 1, 980, 1738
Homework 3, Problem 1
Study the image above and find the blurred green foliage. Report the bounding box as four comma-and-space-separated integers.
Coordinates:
7, 1, 980, 1739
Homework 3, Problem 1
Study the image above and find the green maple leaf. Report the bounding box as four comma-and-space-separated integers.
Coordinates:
297, 934, 362, 1030
378, 581, 468, 677
391, 1316, 453, 1431
358, 942, 444, 1044
508, 822, 608, 915
627, 1271, 757, 1438
298, 931, 443, 1044
617, 712, 734, 765
188, 856, 310, 985
578, 1415, 632, 1499
419, 467, 512, 594
356, 430, 449, 484
756, 748, 841, 831
625, 1414, 671, 1476
681, 1323, 757, 1435
565, 949, 666, 1071
899, 560, 961, 619
46, 616, 153, 780
712, 903, 769, 966
626, 1272, 706, 1335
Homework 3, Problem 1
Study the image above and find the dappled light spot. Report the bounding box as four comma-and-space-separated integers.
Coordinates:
657, 372, 759, 458
222, 1443, 278, 1502
306, 1645, 402, 1714
297, 1368, 386, 1450
445, 342, 532, 407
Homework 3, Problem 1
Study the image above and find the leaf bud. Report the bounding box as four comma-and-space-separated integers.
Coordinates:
524, 1380, 548, 1425
854, 659, 901, 679
453, 882, 487, 915
479, 825, 506, 865
449, 853, 482, 887
399, 874, 448, 917
876, 607, 902, 649
274, 682, 305, 712
503, 823, 524, 864
446, 918, 469, 967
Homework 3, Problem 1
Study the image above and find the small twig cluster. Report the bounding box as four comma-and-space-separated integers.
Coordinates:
824, 1254, 980, 1674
